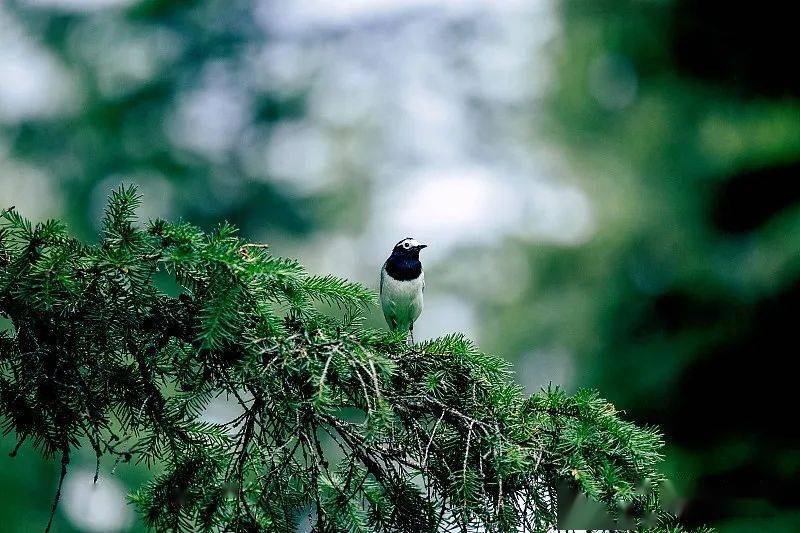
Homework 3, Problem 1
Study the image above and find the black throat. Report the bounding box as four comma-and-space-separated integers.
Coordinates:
385, 252, 422, 281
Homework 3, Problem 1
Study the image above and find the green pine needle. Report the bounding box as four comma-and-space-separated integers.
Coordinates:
0, 186, 704, 532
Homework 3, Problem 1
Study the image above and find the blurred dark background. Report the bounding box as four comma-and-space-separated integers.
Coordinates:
1, 0, 798, 531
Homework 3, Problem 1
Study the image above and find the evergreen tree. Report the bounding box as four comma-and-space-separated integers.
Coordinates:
0, 186, 694, 531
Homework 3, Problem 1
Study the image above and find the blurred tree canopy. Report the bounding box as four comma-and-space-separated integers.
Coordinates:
471, 0, 800, 530
2, 0, 320, 241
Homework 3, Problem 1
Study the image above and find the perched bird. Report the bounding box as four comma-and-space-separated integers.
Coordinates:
380, 237, 427, 343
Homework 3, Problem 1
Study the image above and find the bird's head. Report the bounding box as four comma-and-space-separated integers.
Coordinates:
391, 237, 427, 258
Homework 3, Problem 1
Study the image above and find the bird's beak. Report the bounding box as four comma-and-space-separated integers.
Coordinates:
417, 244, 428, 250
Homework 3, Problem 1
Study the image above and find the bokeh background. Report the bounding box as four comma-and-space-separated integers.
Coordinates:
1, 0, 799, 531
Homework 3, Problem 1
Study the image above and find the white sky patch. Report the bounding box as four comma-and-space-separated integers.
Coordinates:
522, 180, 596, 245
390, 168, 521, 249
376, 166, 594, 256
62, 471, 133, 532
262, 121, 334, 195
0, 161, 63, 221
201, 396, 247, 430
519, 345, 576, 394
167, 63, 251, 160
21, 0, 139, 11
0, 9, 81, 123
440, 245, 531, 305
309, 61, 381, 127
289, 233, 362, 281
390, 82, 470, 163
414, 294, 477, 342
258, 0, 535, 33
89, 174, 176, 228
249, 41, 318, 96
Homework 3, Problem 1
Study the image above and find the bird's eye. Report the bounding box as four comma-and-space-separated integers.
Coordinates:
403, 243, 410, 248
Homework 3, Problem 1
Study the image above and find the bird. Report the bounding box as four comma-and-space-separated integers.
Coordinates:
380, 237, 427, 343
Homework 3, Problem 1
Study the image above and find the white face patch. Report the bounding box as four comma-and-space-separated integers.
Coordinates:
397, 238, 422, 250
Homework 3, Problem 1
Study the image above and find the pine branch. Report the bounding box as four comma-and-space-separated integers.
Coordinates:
0, 186, 699, 531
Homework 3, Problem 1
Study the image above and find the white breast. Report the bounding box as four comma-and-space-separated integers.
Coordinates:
380, 269, 424, 331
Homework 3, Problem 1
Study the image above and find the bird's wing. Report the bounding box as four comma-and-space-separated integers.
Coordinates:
379, 266, 398, 329
379, 264, 393, 313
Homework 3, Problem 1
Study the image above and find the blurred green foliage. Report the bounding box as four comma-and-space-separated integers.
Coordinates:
474, 1, 800, 529
2, 0, 318, 242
